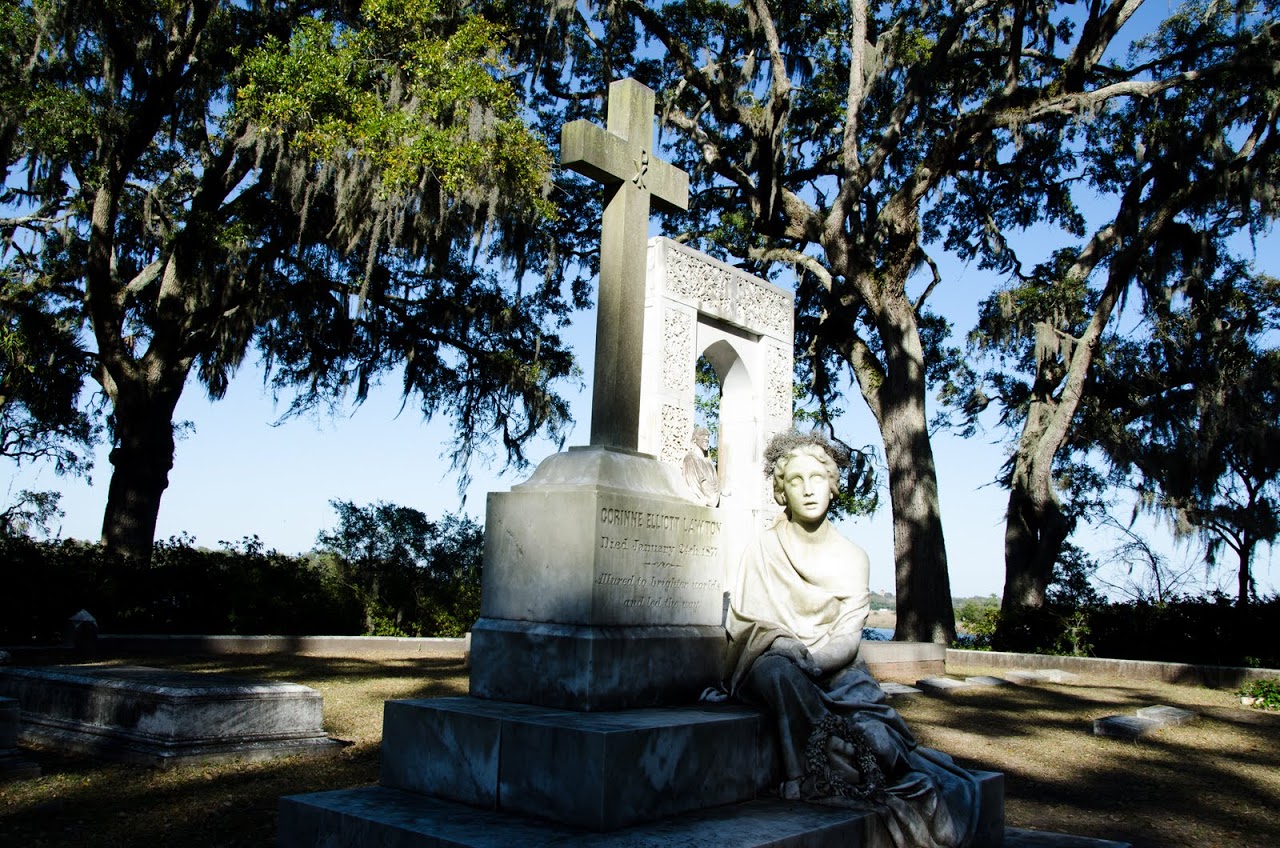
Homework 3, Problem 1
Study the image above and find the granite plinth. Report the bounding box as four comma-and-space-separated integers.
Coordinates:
281, 773, 1007, 847
468, 618, 723, 711
0, 665, 341, 766
1134, 705, 1197, 726
380, 697, 774, 831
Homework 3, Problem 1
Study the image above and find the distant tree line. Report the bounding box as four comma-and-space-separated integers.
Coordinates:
0, 500, 482, 644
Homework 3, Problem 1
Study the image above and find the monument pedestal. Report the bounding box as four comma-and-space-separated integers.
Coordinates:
281, 695, 1007, 847
469, 446, 735, 710
468, 618, 725, 711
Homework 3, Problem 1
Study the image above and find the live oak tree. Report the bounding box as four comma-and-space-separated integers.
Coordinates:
2, 0, 583, 561
949, 2, 1280, 643
1092, 273, 1280, 609
496, 0, 1251, 642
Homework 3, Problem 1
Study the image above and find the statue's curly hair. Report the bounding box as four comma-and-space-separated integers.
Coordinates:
763, 430, 851, 506
763, 430, 852, 475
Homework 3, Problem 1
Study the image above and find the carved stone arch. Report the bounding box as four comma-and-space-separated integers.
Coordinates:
638, 238, 795, 565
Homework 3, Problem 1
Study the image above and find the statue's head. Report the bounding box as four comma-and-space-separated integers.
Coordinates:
764, 431, 847, 508
691, 426, 710, 451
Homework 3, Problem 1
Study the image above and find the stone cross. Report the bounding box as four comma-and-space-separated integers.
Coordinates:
561, 78, 689, 451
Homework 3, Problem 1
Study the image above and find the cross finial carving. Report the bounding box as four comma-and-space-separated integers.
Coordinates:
561, 79, 689, 451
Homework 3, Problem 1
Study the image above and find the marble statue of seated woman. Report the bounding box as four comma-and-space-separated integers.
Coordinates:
723, 431, 979, 848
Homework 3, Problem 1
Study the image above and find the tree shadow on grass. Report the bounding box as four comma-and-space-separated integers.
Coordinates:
898, 684, 1280, 847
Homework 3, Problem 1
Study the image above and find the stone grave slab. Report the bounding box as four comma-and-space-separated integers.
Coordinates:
966, 676, 1011, 687
1004, 829, 1132, 848
878, 681, 923, 698
1004, 669, 1078, 686
0, 696, 40, 780
1134, 705, 1197, 726
916, 676, 975, 696
0, 665, 341, 766
1092, 715, 1162, 739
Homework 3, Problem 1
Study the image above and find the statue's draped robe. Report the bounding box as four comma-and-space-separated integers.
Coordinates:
726, 518, 979, 848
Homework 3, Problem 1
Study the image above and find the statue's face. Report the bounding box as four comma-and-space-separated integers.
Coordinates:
781, 453, 832, 526
693, 429, 709, 451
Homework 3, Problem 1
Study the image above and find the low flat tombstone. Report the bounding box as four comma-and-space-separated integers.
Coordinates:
1134, 704, 1197, 726
0, 665, 341, 767
916, 676, 976, 696
1093, 714, 1162, 739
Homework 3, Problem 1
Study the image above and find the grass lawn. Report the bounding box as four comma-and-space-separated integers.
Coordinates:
1, 653, 1277, 847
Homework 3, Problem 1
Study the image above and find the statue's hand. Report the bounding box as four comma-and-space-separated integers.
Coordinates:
767, 637, 822, 677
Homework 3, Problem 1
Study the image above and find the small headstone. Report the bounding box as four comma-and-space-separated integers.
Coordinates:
1041, 669, 1080, 684
1134, 705, 1198, 727
916, 676, 974, 696
1093, 714, 1161, 739
63, 609, 98, 651
878, 681, 923, 698
965, 675, 1010, 687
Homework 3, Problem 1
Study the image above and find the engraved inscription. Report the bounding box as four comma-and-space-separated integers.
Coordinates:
593, 504, 724, 623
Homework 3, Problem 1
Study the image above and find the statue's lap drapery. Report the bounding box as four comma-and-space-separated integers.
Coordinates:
724, 442, 979, 848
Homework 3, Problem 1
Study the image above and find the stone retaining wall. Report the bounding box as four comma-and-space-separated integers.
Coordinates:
946, 648, 1279, 688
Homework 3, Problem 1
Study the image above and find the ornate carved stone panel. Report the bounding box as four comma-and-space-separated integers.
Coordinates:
660, 404, 693, 465
663, 309, 694, 394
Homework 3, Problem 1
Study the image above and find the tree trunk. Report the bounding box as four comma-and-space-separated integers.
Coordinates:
881, 390, 956, 643
996, 431, 1072, 650
1236, 533, 1256, 609
868, 293, 956, 645
100, 382, 184, 562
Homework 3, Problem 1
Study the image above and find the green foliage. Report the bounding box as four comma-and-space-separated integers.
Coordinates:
315, 500, 483, 637
0, 489, 63, 537
0, 274, 97, 475
236, 0, 553, 212
1238, 677, 1280, 710
955, 597, 1000, 649
2, 0, 582, 560
0, 498, 485, 642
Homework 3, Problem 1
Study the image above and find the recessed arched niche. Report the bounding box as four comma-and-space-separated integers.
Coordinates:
638, 237, 794, 538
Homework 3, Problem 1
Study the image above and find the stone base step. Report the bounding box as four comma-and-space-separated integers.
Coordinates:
280, 785, 1125, 848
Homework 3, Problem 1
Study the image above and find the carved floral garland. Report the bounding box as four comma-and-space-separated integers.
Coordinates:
802, 715, 887, 801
